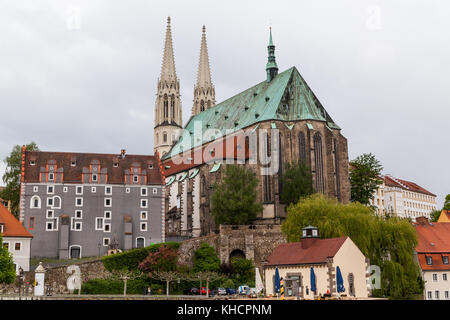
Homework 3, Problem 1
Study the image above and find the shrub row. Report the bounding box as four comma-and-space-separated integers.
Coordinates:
101, 242, 180, 272
80, 277, 163, 295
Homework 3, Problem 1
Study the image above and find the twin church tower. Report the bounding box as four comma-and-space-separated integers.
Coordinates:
154, 17, 215, 156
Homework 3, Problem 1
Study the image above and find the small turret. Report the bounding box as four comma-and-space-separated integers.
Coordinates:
266, 27, 278, 82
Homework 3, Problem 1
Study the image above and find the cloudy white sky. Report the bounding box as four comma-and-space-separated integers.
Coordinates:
0, 0, 448, 206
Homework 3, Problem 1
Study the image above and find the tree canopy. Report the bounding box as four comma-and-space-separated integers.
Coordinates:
211, 164, 262, 225
193, 242, 220, 272
0, 235, 16, 284
281, 193, 422, 299
349, 153, 383, 205
280, 161, 314, 205
443, 194, 450, 211
1, 142, 39, 217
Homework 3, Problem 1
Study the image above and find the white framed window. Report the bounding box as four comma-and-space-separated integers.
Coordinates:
91, 187, 96, 193
125, 187, 130, 194
103, 238, 110, 247
92, 174, 98, 182
29, 160, 36, 166
141, 187, 147, 196
14, 242, 22, 251
136, 237, 145, 248
427, 291, 432, 300
153, 188, 157, 194
443, 273, 448, 281
104, 211, 111, 219
104, 198, 112, 207
133, 175, 139, 183
75, 197, 83, 207
76, 186, 83, 195
30, 196, 41, 209
140, 222, 147, 231
47, 197, 54, 207
104, 223, 111, 233
140, 199, 147, 208
33, 186, 38, 192
63, 186, 68, 193
433, 273, 438, 281
140, 211, 147, 220
445, 291, 449, 299
105, 186, 112, 195
46, 220, 54, 231
71, 218, 82, 231
46, 210, 54, 219
47, 185, 54, 194
48, 173, 54, 181
95, 217, 104, 231
52, 196, 61, 209
75, 210, 82, 219
435, 291, 440, 299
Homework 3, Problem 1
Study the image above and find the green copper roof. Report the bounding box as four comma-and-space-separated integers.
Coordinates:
162, 66, 341, 160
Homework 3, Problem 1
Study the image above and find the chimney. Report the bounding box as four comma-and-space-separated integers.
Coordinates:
301, 226, 319, 249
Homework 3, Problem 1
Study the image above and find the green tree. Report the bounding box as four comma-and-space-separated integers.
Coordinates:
430, 209, 442, 222
0, 235, 16, 284
193, 242, 220, 272
1, 142, 39, 218
280, 161, 314, 205
211, 165, 262, 225
138, 245, 178, 272
231, 257, 255, 287
281, 193, 422, 299
349, 153, 383, 205
443, 194, 450, 210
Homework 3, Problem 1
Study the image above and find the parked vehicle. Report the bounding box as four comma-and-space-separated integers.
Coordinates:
217, 287, 227, 295
238, 285, 250, 295
247, 288, 258, 298
186, 287, 199, 295
226, 288, 237, 295
200, 287, 211, 295
210, 289, 217, 297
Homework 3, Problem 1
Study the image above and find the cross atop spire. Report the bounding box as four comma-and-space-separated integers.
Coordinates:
160, 16, 177, 82
196, 25, 213, 87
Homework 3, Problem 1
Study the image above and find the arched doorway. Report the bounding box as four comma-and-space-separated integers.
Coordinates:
229, 249, 246, 262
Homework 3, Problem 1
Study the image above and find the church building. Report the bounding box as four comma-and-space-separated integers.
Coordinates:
158, 27, 351, 238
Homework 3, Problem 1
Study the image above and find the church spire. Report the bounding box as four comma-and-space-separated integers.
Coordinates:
266, 27, 278, 82
160, 16, 177, 82
192, 25, 215, 116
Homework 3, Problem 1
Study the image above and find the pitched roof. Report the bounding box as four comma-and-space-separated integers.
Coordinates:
415, 222, 450, 253
438, 210, 450, 222
23, 151, 163, 185
162, 66, 340, 160
0, 203, 32, 238
417, 253, 450, 271
384, 175, 435, 196
265, 237, 348, 266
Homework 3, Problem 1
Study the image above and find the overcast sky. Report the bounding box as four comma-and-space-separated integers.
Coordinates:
0, 0, 448, 206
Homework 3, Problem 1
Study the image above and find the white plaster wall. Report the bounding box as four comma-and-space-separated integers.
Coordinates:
3, 236, 31, 273
423, 271, 450, 300
332, 238, 369, 298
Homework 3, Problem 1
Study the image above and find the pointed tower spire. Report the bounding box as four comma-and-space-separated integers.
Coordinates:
266, 26, 278, 82
192, 25, 215, 116
161, 16, 177, 82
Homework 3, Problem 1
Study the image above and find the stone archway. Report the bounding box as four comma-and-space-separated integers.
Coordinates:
229, 249, 246, 261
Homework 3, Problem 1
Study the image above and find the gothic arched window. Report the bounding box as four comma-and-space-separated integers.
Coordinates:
278, 135, 283, 198
334, 139, 341, 201
163, 132, 167, 143
163, 94, 168, 119
313, 132, 325, 194
299, 131, 306, 163
200, 100, 205, 112
171, 94, 175, 119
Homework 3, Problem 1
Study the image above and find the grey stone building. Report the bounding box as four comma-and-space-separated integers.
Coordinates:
19, 149, 165, 259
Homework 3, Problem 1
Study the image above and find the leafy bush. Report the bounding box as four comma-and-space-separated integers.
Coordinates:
80, 277, 162, 295
193, 242, 220, 272
231, 258, 255, 287
138, 245, 178, 272
102, 242, 180, 272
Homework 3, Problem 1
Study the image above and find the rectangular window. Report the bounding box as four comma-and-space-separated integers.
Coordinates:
443, 273, 448, 281
47, 185, 54, 194
105, 186, 112, 195
75, 197, 83, 207
443, 256, 449, 265
141, 199, 147, 208
95, 217, 104, 230
14, 242, 21, 251
104, 223, 111, 233
46, 221, 54, 231
91, 187, 96, 193
76, 186, 83, 195
29, 217, 35, 230
427, 291, 433, 300
140, 222, 147, 231
71, 218, 82, 231
141, 187, 147, 196
445, 291, 449, 299
426, 256, 433, 265
46, 210, 54, 219
104, 211, 111, 219
104, 198, 112, 207
103, 238, 110, 247
47, 197, 54, 207
92, 174, 98, 182
433, 273, 438, 281
435, 291, 440, 299
133, 175, 139, 183
140, 211, 147, 220
48, 173, 54, 181
75, 210, 82, 219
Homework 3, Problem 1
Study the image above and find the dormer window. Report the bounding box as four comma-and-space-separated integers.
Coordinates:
92, 174, 98, 182
71, 161, 76, 166
443, 256, 449, 265
48, 173, 54, 181
29, 160, 35, 166
133, 175, 139, 183
426, 256, 433, 265
0, 224, 4, 233
113, 162, 119, 168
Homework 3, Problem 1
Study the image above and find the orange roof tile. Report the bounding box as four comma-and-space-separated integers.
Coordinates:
384, 175, 435, 196
265, 237, 348, 266
417, 253, 450, 271
415, 222, 450, 253
0, 203, 33, 238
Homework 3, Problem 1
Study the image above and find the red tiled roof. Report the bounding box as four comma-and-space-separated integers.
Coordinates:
265, 237, 348, 266
384, 175, 435, 196
417, 253, 450, 271
0, 203, 33, 238
415, 223, 450, 253
23, 151, 163, 185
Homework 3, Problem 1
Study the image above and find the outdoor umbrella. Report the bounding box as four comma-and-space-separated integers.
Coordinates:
274, 267, 280, 294
310, 267, 316, 293
336, 266, 345, 293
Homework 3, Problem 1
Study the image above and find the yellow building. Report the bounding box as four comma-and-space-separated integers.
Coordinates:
438, 210, 450, 223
